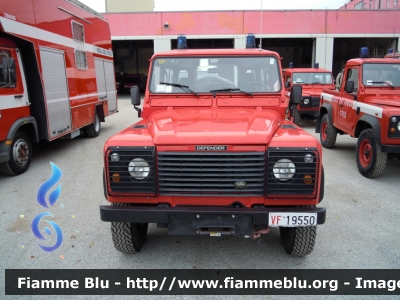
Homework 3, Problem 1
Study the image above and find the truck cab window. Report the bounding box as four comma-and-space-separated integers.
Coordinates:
0, 50, 15, 88
346, 68, 359, 92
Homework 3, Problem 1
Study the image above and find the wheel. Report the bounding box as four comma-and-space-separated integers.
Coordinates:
84, 111, 101, 138
240, 81, 268, 91
356, 129, 387, 178
279, 226, 317, 257
111, 203, 148, 254
0, 130, 32, 176
320, 114, 337, 148
291, 105, 301, 125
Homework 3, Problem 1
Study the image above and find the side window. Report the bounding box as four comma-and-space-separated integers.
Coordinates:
72, 21, 87, 70
346, 68, 359, 92
0, 50, 16, 88
74, 50, 87, 70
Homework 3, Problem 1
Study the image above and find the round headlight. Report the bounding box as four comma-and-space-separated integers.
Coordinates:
128, 158, 150, 180
110, 153, 120, 162
391, 117, 397, 123
303, 98, 310, 105
273, 159, 296, 182
304, 154, 314, 163
398, 122, 400, 131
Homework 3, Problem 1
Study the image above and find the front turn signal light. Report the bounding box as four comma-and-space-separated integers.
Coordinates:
390, 127, 396, 133
112, 173, 121, 182
303, 175, 313, 184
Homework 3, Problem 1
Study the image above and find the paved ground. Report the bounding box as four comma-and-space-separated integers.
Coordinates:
1, 94, 399, 299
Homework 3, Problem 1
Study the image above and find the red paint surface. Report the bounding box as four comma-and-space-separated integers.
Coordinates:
104, 10, 400, 36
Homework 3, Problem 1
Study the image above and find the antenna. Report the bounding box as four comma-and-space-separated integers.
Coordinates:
259, 0, 263, 50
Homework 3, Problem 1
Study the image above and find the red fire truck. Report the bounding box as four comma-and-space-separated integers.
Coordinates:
283, 63, 334, 125
0, 0, 117, 175
100, 35, 326, 257
316, 47, 400, 178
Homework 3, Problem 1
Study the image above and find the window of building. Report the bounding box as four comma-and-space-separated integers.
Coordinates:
355, 1, 364, 9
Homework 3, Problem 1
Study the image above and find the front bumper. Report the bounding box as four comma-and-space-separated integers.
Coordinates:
100, 205, 326, 235
0, 140, 10, 164
381, 145, 400, 153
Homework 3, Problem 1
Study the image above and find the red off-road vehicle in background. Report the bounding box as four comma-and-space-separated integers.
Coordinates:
283, 64, 335, 125
316, 47, 400, 178
100, 35, 326, 257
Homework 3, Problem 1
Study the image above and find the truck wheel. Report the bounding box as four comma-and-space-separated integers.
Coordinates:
279, 226, 317, 257
0, 130, 32, 176
110, 204, 148, 254
84, 112, 101, 138
320, 114, 337, 148
291, 105, 301, 125
356, 129, 387, 178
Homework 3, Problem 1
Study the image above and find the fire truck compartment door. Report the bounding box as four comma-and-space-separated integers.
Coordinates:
95, 58, 117, 113
39, 47, 72, 140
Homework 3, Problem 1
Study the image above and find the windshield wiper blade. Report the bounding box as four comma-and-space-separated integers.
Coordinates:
159, 82, 199, 96
369, 81, 395, 89
209, 88, 253, 96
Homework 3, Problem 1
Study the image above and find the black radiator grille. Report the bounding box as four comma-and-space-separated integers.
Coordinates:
267, 148, 320, 196
158, 152, 266, 196
311, 96, 320, 108
106, 147, 155, 194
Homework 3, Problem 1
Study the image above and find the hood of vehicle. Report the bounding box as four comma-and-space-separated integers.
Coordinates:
365, 97, 400, 109
147, 108, 282, 145
302, 86, 333, 96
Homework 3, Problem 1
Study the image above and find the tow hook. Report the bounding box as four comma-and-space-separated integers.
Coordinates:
251, 227, 271, 239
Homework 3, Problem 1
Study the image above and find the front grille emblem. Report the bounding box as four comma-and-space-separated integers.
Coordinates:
195, 146, 227, 151
234, 181, 247, 189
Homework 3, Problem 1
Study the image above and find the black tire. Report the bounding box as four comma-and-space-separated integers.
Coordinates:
0, 130, 32, 176
110, 203, 148, 254
356, 129, 387, 178
291, 105, 301, 125
320, 114, 337, 148
84, 111, 101, 138
279, 226, 317, 257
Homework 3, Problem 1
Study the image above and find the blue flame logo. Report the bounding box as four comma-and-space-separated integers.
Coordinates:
31, 212, 63, 252
37, 162, 62, 208
31, 162, 63, 252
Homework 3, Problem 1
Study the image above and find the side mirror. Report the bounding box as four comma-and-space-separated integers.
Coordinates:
290, 85, 302, 105
2, 57, 16, 84
284, 81, 290, 88
345, 81, 354, 93
130, 86, 141, 117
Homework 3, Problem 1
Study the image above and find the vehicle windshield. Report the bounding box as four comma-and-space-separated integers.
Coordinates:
362, 63, 400, 87
149, 56, 281, 94
292, 72, 333, 85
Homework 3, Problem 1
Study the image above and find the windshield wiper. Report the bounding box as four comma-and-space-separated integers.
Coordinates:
209, 88, 253, 97
159, 82, 199, 96
369, 81, 395, 89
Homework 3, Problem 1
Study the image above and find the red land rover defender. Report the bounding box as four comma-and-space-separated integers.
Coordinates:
100, 35, 326, 257
283, 63, 334, 125
316, 47, 400, 178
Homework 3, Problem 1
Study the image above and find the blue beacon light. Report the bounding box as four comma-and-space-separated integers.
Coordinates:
177, 35, 187, 49
245, 33, 256, 48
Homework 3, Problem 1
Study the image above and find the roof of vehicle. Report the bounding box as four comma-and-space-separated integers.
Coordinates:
282, 68, 332, 73
151, 48, 280, 58
346, 57, 400, 65
384, 53, 400, 59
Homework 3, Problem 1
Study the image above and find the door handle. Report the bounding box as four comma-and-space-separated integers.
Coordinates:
14, 95, 23, 98
99, 96, 107, 100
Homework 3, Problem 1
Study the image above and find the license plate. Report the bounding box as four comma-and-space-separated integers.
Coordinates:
268, 213, 317, 227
